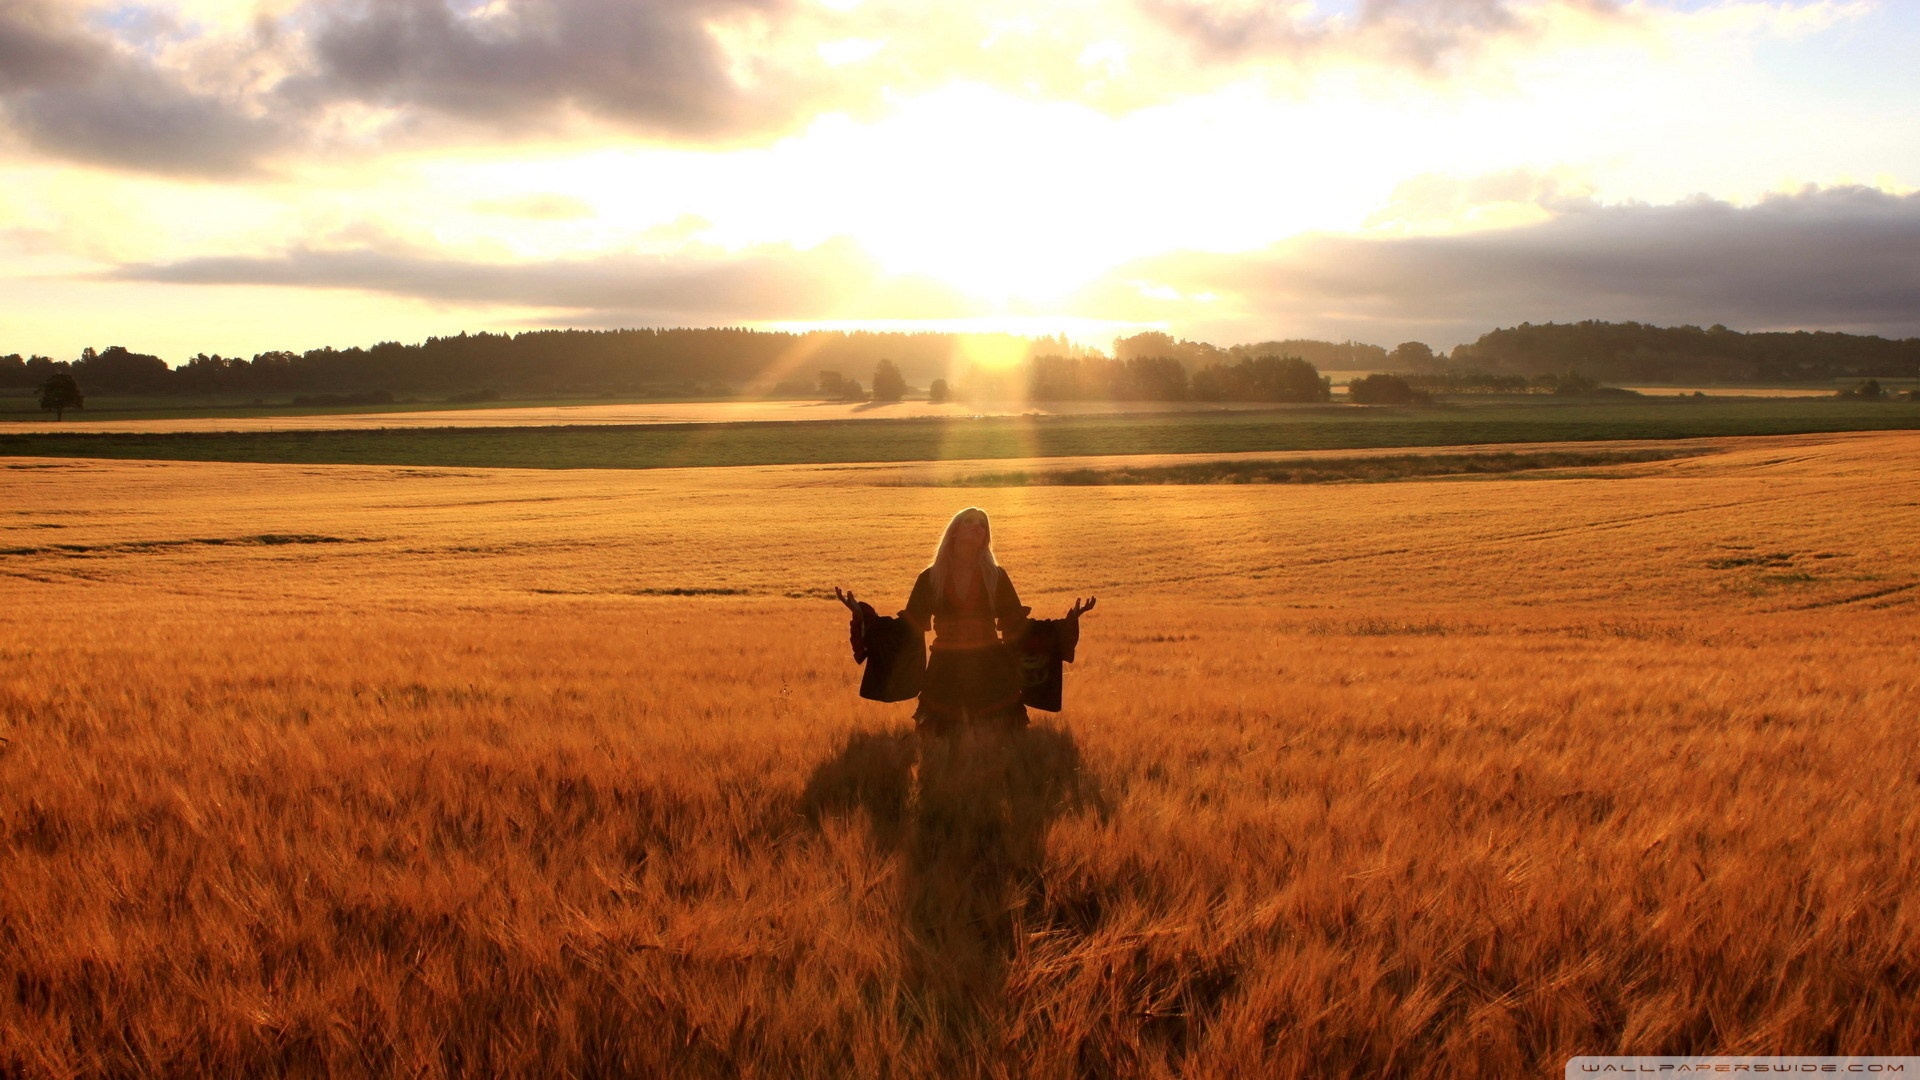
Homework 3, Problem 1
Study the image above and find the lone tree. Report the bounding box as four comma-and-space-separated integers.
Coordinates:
1388, 341, 1440, 372
38, 371, 84, 420
928, 378, 950, 403
1543, 369, 1600, 396
1347, 373, 1428, 405
871, 359, 906, 403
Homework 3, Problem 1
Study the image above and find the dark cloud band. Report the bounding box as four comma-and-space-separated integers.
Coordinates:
0, 0, 102, 92
286, 0, 786, 137
1140, 0, 1627, 72
107, 240, 980, 324
1094, 185, 1920, 343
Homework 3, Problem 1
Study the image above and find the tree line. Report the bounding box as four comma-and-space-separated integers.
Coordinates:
1441, 321, 1920, 384
8, 321, 1917, 408
0, 329, 1344, 405
1105, 323, 1920, 390
820, 351, 1330, 404
1001, 352, 1330, 402
1112, 332, 1387, 373
0, 330, 1034, 398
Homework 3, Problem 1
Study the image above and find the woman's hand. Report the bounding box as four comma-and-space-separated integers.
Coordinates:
1067, 596, 1097, 620
834, 586, 860, 613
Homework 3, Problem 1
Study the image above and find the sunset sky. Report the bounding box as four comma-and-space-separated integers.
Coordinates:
2, 0, 1917, 360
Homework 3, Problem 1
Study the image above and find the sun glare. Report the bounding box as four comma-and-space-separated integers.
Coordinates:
434, 84, 1408, 311
761, 316, 1135, 353
952, 332, 1032, 372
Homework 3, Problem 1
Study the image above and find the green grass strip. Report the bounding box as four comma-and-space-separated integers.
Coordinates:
3, 400, 1918, 470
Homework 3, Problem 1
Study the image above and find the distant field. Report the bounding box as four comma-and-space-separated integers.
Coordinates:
0, 392, 789, 422
936, 447, 1705, 486
0, 395, 1284, 430
1619, 386, 1840, 398
2, 431, 1916, 1077
0, 391, 623, 421
3, 385, 1905, 429
3, 398, 1920, 469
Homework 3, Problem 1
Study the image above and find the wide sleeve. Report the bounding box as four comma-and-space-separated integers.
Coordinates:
994, 567, 1031, 638
902, 569, 935, 632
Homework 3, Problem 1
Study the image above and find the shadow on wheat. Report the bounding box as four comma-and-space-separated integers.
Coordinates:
803, 724, 1102, 1064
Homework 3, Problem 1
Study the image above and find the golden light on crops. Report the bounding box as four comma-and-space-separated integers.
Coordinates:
4, 433, 1918, 1074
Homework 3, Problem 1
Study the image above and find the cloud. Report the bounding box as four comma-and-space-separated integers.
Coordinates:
0, 0, 283, 175
1135, 0, 1868, 86
0, 0, 1869, 175
263, 0, 1850, 154
282, 0, 793, 139
6, 65, 284, 176
106, 236, 983, 323
0, 221, 63, 257
97, 185, 1920, 346
0, 0, 102, 92
1084, 185, 1920, 344
1356, 0, 1622, 69
1361, 168, 1598, 232
470, 193, 597, 220
1138, 0, 1626, 73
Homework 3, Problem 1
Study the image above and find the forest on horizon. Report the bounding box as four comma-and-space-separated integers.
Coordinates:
4, 321, 1918, 402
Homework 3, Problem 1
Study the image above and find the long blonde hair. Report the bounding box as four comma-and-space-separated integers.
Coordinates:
928, 506, 998, 604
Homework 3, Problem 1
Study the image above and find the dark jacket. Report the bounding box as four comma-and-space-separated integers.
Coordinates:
1013, 616, 1081, 712
846, 569, 1086, 710
847, 602, 925, 702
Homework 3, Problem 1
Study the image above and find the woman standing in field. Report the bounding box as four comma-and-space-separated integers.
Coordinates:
838, 507, 1094, 733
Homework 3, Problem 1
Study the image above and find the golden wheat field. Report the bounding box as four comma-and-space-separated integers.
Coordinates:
2, 431, 1918, 1078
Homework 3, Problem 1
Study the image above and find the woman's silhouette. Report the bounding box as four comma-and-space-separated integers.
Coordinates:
839, 507, 1094, 734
